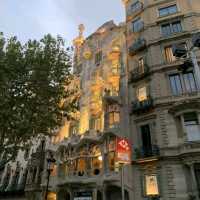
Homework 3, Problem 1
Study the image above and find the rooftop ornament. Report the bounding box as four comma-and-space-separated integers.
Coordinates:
73, 24, 85, 48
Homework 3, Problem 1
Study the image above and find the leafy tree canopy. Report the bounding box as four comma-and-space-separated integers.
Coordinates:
0, 33, 77, 165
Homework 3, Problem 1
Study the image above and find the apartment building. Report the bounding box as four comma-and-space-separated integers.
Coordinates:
123, 0, 200, 199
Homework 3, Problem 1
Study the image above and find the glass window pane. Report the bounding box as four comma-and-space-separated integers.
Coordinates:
162, 24, 171, 35
183, 72, 197, 93
172, 21, 182, 33
168, 5, 177, 14
169, 74, 182, 95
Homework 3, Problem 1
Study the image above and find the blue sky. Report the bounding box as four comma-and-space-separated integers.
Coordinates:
0, 0, 125, 44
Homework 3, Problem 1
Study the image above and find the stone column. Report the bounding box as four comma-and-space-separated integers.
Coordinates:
190, 50, 200, 90
35, 167, 40, 183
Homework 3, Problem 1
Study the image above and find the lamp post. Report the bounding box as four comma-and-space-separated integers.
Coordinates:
45, 154, 56, 200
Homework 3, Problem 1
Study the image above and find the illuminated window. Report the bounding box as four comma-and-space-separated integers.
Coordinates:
90, 117, 101, 131
138, 57, 144, 73
50, 164, 57, 177
108, 138, 117, 172
144, 175, 159, 196
91, 146, 102, 175
108, 112, 120, 128
47, 192, 57, 200
137, 86, 147, 101
77, 158, 86, 176
69, 124, 78, 136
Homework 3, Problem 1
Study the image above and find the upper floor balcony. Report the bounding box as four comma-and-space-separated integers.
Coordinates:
127, 1, 143, 18
129, 63, 150, 83
129, 38, 147, 56
134, 145, 160, 161
103, 89, 120, 104
131, 96, 154, 115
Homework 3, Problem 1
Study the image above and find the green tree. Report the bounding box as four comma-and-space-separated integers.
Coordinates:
0, 33, 77, 166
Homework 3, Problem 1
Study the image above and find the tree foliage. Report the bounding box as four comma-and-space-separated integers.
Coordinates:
0, 33, 77, 164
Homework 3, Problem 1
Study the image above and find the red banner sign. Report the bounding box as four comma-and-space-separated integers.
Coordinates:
116, 137, 131, 164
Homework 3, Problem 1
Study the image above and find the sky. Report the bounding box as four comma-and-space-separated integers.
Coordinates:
0, 0, 125, 44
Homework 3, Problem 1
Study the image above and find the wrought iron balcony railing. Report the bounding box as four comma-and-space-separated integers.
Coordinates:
131, 97, 154, 115
127, 2, 143, 17
129, 38, 146, 56
134, 145, 160, 160
129, 64, 150, 83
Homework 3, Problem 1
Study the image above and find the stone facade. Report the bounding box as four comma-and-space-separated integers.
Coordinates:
124, 0, 200, 199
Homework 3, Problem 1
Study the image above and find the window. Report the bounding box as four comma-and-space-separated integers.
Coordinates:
184, 112, 200, 141
165, 43, 187, 62
138, 57, 145, 73
169, 72, 197, 95
165, 46, 177, 62
132, 18, 144, 32
90, 117, 101, 131
108, 112, 120, 128
69, 124, 78, 136
137, 86, 147, 101
183, 72, 197, 93
169, 74, 183, 95
144, 175, 160, 196
95, 51, 102, 66
141, 125, 152, 157
161, 21, 182, 36
159, 5, 177, 17
131, 1, 142, 13
108, 138, 116, 171
91, 146, 102, 175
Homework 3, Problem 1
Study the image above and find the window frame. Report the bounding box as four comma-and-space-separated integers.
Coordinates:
132, 18, 144, 32
169, 71, 197, 95
158, 4, 178, 17
161, 20, 182, 36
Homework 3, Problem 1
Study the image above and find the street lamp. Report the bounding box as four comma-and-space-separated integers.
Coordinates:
45, 153, 56, 200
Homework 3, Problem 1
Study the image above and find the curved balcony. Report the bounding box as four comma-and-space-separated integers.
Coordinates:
103, 90, 120, 104
129, 64, 150, 83
131, 97, 154, 115
134, 145, 160, 161
129, 38, 147, 56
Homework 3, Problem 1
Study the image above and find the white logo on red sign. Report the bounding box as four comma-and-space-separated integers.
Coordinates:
118, 139, 130, 151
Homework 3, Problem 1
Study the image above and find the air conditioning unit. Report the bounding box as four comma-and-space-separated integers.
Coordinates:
172, 44, 187, 58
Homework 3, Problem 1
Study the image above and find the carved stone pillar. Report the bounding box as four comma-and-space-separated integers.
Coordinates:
190, 163, 200, 200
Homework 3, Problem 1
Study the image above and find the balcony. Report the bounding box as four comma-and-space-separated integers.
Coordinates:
127, 2, 143, 18
129, 64, 150, 83
103, 89, 120, 104
129, 38, 146, 56
131, 97, 154, 115
134, 145, 160, 160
